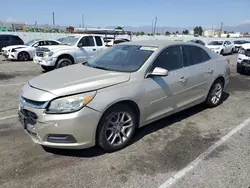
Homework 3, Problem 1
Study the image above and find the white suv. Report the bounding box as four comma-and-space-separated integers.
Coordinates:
33, 35, 107, 71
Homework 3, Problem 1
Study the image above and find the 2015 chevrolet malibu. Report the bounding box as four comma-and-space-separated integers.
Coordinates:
18, 40, 230, 152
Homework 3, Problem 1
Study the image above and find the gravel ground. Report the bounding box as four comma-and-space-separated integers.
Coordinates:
0, 55, 250, 188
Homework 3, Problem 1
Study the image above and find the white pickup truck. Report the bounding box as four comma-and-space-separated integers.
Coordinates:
33, 35, 107, 71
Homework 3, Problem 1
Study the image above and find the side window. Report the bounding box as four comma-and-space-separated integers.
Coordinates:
0, 36, 10, 42
12, 36, 22, 44
227, 41, 231, 45
95, 36, 103, 46
183, 46, 210, 66
79, 36, 95, 47
46, 41, 59, 45
152, 46, 183, 71
38, 41, 45, 46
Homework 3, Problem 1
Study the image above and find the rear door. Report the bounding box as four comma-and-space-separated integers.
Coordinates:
94, 36, 105, 54
181, 44, 214, 103
0, 36, 11, 50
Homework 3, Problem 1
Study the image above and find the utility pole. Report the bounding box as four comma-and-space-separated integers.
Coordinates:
82, 14, 84, 28
220, 22, 223, 37
151, 20, 154, 35
153, 16, 157, 35
52, 12, 55, 25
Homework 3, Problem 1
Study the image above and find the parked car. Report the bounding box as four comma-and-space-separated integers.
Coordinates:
232, 40, 250, 53
1, 39, 60, 61
206, 40, 235, 55
33, 35, 107, 71
0, 34, 23, 52
237, 43, 250, 74
19, 40, 230, 152
187, 39, 205, 46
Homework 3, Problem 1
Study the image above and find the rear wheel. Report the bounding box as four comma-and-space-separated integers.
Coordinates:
41, 65, 54, 72
97, 104, 137, 152
56, 58, 73, 69
18, 51, 30, 61
206, 79, 224, 108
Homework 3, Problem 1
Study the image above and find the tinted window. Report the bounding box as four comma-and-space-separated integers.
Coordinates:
153, 46, 183, 71
183, 46, 210, 66
95, 37, 102, 46
79, 36, 95, 47
46, 41, 59, 45
198, 40, 205, 45
0, 36, 10, 42
11, 36, 22, 44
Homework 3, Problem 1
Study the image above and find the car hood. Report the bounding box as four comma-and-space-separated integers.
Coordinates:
29, 64, 130, 96
4, 45, 28, 50
41, 45, 72, 52
206, 45, 222, 49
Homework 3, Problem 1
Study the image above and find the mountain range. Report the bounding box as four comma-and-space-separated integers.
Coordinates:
106, 23, 250, 33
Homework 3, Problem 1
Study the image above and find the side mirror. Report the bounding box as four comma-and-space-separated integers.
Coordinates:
147, 67, 168, 77
77, 43, 83, 47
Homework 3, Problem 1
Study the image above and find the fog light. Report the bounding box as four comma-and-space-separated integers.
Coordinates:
47, 134, 77, 143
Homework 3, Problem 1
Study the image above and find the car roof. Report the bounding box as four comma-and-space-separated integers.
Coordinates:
121, 40, 183, 48
0, 34, 19, 37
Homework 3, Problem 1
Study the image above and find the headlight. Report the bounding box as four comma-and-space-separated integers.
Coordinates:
238, 48, 245, 55
44, 51, 54, 57
12, 49, 17, 52
46, 92, 96, 114
215, 47, 221, 50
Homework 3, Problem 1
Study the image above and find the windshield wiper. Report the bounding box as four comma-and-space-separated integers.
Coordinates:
91, 66, 110, 71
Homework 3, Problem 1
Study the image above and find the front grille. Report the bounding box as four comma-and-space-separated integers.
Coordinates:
245, 50, 250, 57
20, 109, 37, 125
21, 97, 48, 109
36, 51, 44, 57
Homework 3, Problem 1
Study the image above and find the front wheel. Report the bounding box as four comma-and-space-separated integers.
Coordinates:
206, 80, 224, 108
56, 58, 73, 69
18, 51, 30, 61
220, 50, 224, 55
41, 65, 54, 72
97, 104, 137, 152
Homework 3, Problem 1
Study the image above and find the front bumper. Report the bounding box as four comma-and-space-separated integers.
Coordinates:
237, 62, 250, 72
33, 56, 57, 67
18, 102, 102, 149
1, 50, 18, 60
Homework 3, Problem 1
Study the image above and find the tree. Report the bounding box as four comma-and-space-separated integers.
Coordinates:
182, 30, 189, 35
165, 31, 170, 35
193, 26, 203, 36
140, 31, 145, 35
176, 31, 179, 34
115, 26, 123, 30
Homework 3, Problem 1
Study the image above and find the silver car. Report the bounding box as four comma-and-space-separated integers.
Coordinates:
18, 40, 230, 152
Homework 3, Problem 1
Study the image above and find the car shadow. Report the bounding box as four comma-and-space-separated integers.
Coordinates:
44, 92, 230, 157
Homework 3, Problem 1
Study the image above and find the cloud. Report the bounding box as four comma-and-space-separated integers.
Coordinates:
241, 20, 250, 24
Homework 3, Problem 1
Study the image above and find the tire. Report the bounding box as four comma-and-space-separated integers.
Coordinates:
56, 58, 73, 69
206, 79, 224, 108
237, 65, 244, 75
220, 50, 224, 55
18, 51, 30, 61
97, 104, 137, 152
231, 48, 234, 54
41, 65, 54, 72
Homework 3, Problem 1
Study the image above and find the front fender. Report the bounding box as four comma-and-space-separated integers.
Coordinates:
52, 50, 76, 59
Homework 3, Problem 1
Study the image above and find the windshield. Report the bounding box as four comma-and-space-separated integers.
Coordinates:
234, 41, 244, 44
87, 45, 155, 72
208, 41, 223, 45
61, 36, 80, 46
24, 40, 37, 46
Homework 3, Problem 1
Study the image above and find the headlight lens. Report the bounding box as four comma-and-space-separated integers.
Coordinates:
46, 93, 95, 114
44, 51, 54, 57
215, 47, 220, 50
238, 48, 245, 55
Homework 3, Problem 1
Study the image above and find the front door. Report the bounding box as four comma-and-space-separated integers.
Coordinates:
143, 45, 189, 123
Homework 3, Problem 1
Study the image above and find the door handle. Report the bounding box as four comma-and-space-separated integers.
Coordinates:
180, 77, 187, 83
93, 49, 96, 51
207, 68, 214, 74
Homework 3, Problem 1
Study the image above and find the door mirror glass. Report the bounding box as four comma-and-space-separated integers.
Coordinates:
77, 43, 83, 47
148, 67, 168, 77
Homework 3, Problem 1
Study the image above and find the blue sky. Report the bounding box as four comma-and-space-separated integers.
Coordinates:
1, 0, 250, 28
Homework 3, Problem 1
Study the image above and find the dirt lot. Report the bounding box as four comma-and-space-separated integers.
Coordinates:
0, 55, 250, 188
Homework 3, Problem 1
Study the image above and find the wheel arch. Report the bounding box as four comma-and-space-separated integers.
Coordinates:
56, 54, 75, 65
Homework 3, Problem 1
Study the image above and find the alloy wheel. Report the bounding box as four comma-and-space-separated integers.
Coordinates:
211, 83, 222, 105
105, 112, 134, 146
